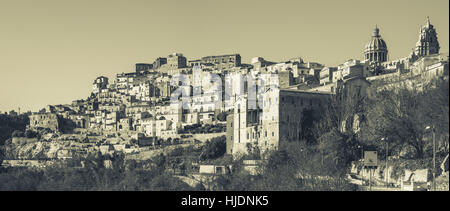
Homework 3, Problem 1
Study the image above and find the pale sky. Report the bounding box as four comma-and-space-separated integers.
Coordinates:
0, 0, 448, 112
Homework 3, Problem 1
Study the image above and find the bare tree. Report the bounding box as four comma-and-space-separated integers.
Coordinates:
361, 79, 449, 158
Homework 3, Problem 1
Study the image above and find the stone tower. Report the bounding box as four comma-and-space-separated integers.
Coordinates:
415, 17, 440, 57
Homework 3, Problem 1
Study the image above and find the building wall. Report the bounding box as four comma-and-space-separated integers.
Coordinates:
319, 67, 337, 85
142, 118, 177, 138
229, 88, 332, 157
92, 76, 108, 94
166, 53, 187, 69
68, 115, 90, 129
184, 112, 199, 125
278, 90, 330, 142
153, 57, 167, 69
188, 60, 202, 67
201, 54, 241, 70
226, 113, 234, 154
29, 113, 60, 131
117, 118, 132, 131
278, 71, 294, 88
135, 63, 153, 72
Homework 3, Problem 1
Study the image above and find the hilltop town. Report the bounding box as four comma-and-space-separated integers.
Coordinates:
0, 17, 448, 191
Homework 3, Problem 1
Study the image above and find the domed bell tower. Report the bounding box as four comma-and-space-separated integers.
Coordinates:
415, 16, 440, 57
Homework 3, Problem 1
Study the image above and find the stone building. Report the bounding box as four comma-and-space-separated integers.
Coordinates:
415, 17, 440, 57
105, 111, 120, 131
141, 118, 177, 138
227, 88, 332, 157
92, 76, 109, 94
409, 53, 449, 76
201, 54, 241, 70
188, 59, 202, 67
115, 72, 137, 93
165, 53, 187, 69
226, 114, 234, 154
68, 114, 90, 129
251, 57, 276, 72
135, 63, 153, 72
226, 69, 373, 157
278, 71, 294, 88
309, 75, 371, 102
117, 118, 132, 131
337, 59, 370, 80
29, 113, 61, 131
153, 57, 167, 69
319, 67, 338, 85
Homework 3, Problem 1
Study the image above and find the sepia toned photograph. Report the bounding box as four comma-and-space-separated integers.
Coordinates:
0, 0, 448, 198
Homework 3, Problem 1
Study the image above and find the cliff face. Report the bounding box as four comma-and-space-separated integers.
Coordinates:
3, 141, 68, 160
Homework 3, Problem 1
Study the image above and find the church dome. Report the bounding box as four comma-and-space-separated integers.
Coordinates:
364, 25, 388, 63
364, 26, 388, 53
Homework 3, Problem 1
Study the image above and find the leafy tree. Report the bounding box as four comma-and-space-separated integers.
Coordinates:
267, 150, 290, 170
153, 153, 166, 173
199, 136, 226, 160
317, 129, 356, 176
